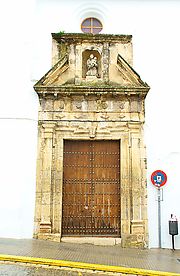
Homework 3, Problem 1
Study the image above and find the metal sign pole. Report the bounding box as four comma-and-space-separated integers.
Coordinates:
157, 187, 161, 248
151, 170, 167, 249
172, 235, 175, 250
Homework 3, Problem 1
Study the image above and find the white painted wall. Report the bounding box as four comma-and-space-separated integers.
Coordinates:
0, 0, 38, 238
0, 0, 180, 248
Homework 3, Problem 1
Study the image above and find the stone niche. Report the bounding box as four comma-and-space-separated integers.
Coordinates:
33, 33, 150, 248
82, 49, 101, 79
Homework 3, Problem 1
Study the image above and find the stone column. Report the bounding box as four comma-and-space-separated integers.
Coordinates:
39, 123, 55, 234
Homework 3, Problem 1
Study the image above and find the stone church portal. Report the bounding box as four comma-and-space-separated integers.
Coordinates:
33, 33, 150, 248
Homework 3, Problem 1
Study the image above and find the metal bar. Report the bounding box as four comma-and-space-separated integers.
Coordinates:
158, 187, 161, 248
172, 235, 175, 250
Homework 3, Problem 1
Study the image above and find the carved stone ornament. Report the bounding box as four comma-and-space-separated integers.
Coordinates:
86, 54, 98, 77
119, 102, 125, 110
97, 100, 108, 110
89, 126, 97, 138
59, 101, 65, 109
100, 114, 109, 120
119, 114, 125, 119
74, 126, 88, 134
54, 100, 64, 110
55, 114, 65, 119
74, 114, 87, 119
75, 101, 82, 109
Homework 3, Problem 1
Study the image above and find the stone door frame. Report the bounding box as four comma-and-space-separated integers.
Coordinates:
35, 117, 147, 247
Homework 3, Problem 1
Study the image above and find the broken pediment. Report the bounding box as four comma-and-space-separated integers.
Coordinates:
35, 55, 70, 86
109, 54, 148, 88
34, 33, 149, 95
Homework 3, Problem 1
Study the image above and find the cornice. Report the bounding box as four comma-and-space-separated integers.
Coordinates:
52, 33, 132, 44
34, 85, 150, 97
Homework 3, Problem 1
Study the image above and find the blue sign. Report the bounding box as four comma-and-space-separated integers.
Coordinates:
151, 170, 167, 187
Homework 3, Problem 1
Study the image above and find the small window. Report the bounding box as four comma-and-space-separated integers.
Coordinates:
81, 17, 103, 34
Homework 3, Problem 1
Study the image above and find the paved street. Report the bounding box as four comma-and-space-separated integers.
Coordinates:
0, 238, 179, 274
0, 262, 123, 276
0, 263, 77, 276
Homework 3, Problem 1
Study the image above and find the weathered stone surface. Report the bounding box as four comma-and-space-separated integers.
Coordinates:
121, 234, 146, 248
34, 33, 150, 248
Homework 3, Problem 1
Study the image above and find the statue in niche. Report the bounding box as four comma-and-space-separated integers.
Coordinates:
86, 54, 98, 77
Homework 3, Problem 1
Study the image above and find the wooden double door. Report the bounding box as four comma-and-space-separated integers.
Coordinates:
62, 140, 121, 236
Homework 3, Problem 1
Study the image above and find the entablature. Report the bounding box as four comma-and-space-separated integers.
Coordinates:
52, 33, 132, 44
34, 85, 150, 98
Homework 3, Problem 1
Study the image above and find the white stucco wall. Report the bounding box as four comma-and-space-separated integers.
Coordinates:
0, 0, 180, 248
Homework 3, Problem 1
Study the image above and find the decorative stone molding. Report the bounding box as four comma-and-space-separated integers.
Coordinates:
39, 222, 52, 234
89, 125, 97, 138
74, 101, 82, 109
100, 114, 109, 120
54, 114, 65, 119
34, 32, 150, 248
97, 99, 108, 110
119, 102, 125, 110
131, 220, 145, 235
51, 33, 132, 44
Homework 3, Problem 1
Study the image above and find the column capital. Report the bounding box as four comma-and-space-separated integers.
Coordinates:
42, 123, 56, 138
42, 123, 56, 131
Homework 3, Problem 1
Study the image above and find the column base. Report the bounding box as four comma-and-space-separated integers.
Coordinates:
39, 222, 52, 234
121, 234, 147, 248
37, 233, 61, 242
121, 220, 147, 248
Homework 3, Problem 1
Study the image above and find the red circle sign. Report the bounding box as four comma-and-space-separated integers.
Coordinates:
151, 170, 167, 187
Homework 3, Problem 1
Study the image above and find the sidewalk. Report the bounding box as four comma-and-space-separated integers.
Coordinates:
0, 238, 179, 275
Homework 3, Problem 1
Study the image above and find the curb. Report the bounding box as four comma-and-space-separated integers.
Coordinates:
0, 254, 179, 276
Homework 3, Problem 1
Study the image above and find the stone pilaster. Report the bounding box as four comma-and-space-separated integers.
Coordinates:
121, 124, 147, 248
102, 42, 109, 83
121, 136, 131, 235
52, 136, 63, 236
39, 123, 55, 235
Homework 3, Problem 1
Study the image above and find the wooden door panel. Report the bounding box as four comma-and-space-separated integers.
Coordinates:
92, 141, 120, 236
63, 140, 91, 180
63, 140, 93, 235
62, 140, 120, 236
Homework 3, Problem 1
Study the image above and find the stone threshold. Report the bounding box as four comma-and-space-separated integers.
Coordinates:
61, 237, 121, 246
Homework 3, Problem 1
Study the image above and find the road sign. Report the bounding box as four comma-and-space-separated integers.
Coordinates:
151, 170, 167, 248
151, 170, 167, 188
